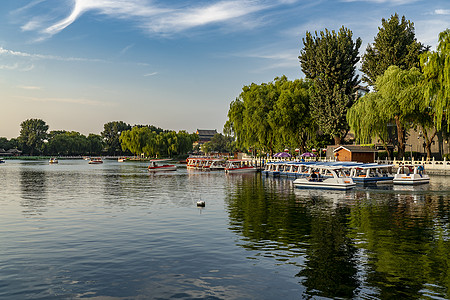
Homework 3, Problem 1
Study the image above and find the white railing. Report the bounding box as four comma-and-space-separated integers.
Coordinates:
375, 157, 450, 171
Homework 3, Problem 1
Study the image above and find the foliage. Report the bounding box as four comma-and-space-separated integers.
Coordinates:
45, 131, 104, 156
202, 133, 235, 154
225, 76, 316, 154
101, 121, 132, 155
348, 66, 425, 159
299, 26, 361, 144
361, 13, 427, 86
120, 127, 195, 157
421, 28, 450, 130
18, 118, 49, 155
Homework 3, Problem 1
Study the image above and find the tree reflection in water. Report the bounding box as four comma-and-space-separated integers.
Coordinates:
225, 174, 450, 299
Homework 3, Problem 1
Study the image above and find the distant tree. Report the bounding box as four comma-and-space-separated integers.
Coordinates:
299, 27, 361, 145
87, 134, 104, 156
176, 131, 195, 155
361, 13, 427, 86
0, 137, 16, 150
101, 121, 131, 155
421, 28, 450, 131
18, 118, 49, 155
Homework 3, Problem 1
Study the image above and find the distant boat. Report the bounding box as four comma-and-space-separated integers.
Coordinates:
0, 158, 5, 164
148, 159, 176, 172
49, 157, 58, 164
89, 157, 103, 164
118, 157, 127, 162
393, 164, 430, 185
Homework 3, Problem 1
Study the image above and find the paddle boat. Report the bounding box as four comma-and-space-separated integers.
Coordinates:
393, 164, 430, 185
293, 165, 356, 190
88, 157, 103, 164
148, 159, 177, 172
118, 157, 127, 162
49, 157, 58, 164
0, 158, 4, 164
224, 159, 257, 173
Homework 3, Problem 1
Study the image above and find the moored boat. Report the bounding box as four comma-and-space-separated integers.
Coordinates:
393, 164, 430, 185
347, 163, 394, 184
293, 165, 356, 190
225, 159, 257, 173
148, 159, 177, 172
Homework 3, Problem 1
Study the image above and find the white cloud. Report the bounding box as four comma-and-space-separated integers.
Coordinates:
435, 9, 450, 15
19, 95, 115, 107
17, 0, 292, 40
0, 46, 105, 63
144, 72, 158, 76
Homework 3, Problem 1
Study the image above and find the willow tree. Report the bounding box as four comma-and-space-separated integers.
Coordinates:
361, 13, 426, 86
299, 26, 361, 145
271, 78, 313, 153
225, 76, 314, 155
421, 28, 450, 131
347, 92, 393, 159
349, 66, 425, 159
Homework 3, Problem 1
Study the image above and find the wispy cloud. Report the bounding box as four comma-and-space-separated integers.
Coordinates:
16, 0, 295, 40
0, 46, 105, 63
143, 72, 158, 77
18, 85, 42, 90
18, 95, 116, 107
341, 0, 420, 4
434, 9, 450, 15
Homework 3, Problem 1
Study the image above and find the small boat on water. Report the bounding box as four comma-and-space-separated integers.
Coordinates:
118, 157, 127, 162
49, 157, 58, 164
224, 159, 257, 174
148, 159, 177, 172
0, 158, 5, 164
393, 164, 430, 185
89, 157, 103, 164
293, 165, 356, 190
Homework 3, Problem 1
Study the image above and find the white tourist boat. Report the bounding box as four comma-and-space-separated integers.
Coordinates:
393, 164, 430, 185
347, 163, 394, 184
88, 157, 103, 164
49, 157, 58, 164
293, 165, 356, 190
148, 159, 177, 172
224, 159, 257, 173
0, 158, 5, 164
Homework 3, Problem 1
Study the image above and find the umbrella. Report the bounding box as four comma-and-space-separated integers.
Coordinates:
273, 152, 292, 158
300, 152, 316, 157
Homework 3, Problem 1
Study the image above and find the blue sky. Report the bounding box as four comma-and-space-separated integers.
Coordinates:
0, 0, 449, 138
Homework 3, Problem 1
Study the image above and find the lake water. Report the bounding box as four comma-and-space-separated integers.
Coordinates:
1, 159, 449, 299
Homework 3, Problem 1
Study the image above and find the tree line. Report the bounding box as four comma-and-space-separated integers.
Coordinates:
225, 13, 449, 159
0, 120, 199, 157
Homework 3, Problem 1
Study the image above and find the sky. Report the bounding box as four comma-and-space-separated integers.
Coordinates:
0, 0, 449, 139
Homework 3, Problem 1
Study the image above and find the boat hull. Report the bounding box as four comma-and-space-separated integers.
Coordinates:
225, 167, 257, 173
148, 165, 177, 172
393, 176, 430, 185
293, 178, 356, 190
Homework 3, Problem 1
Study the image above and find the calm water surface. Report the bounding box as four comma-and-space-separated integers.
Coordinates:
1, 159, 449, 299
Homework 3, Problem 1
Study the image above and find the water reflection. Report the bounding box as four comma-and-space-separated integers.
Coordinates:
225, 174, 450, 299
20, 164, 48, 216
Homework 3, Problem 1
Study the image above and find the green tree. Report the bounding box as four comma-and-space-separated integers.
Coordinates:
421, 28, 450, 131
87, 134, 104, 156
299, 27, 361, 145
18, 118, 49, 155
101, 121, 131, 155
349, 66, 425, 159
348, 92, 394, 159
361, 13, 427, 86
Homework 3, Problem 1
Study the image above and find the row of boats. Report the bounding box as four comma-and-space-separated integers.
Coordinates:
263, 161, 430, 190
